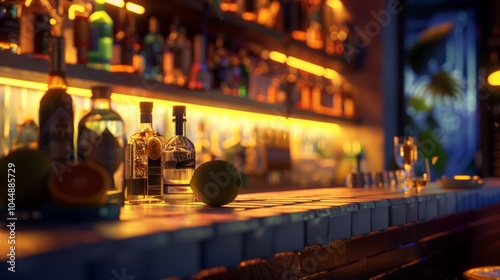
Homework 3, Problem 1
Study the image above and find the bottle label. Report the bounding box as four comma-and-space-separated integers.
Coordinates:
39, 108, 74, 163
78, 128, 124, 190
147, 137, 162, 196
164, 150, 195, 169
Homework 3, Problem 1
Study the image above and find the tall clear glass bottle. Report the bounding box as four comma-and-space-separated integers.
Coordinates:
163, 106, 195, 196
125, 102, 165, 202
38, 37, 74, 165
87, 0, 113, 71
77, 86, 125, 203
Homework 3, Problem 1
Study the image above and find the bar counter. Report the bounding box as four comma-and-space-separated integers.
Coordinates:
2, 180, 500, 280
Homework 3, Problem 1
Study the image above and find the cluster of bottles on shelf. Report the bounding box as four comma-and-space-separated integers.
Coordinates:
0, 0, 356, 119
218, 0, 356, 57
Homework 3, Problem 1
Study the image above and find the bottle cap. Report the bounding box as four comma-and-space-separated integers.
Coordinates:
140, 102, 154, 114
91, 86, 112, 99
172, 105, 186, 115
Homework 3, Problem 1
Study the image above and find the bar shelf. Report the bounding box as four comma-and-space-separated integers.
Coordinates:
0, 51, 360, 125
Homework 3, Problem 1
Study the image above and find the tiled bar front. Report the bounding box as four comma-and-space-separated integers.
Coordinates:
2, 183, 500, 280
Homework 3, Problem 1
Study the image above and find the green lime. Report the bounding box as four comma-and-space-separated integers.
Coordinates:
0, 148, 53, 208
190, 160, 242, 206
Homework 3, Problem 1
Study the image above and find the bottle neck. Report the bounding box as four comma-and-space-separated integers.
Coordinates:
139, 113, 153, 130
175, 119, 186, 136
92, 98, 111, 110
48, 37, 68, 90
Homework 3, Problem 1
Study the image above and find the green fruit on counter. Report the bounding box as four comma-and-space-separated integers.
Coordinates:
190, 160, 241, 206
0, 148, 53, 208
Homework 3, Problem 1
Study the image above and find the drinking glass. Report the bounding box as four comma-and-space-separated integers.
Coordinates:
393, 136, 418, 191
409, 157, 431, 192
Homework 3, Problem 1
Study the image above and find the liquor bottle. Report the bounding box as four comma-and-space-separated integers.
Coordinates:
111, 9, 137, 73
143, 16, 163, 81
0, 2, 19, 53
163, 17, 192, 86
342, 82, 355, 118
77, 85, 125, 198
87, 0, 113, 71
163, 106, 195, 196
125, 102, 165, 202
238, 48, 251, 98
208, 33, 230, 89
38, 37, 74, 165
188, 34, 212, 89
74, 14, 89, 64
19, 0, 51, 58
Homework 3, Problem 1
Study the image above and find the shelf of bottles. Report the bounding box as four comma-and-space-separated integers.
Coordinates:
0, 0, 363, 187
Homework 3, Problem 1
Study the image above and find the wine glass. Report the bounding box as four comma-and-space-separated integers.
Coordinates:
393, 136, 418, 191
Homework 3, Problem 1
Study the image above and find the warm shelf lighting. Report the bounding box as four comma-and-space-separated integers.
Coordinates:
287, 56, 324, 77
0, 77, 341, 130
269, 51, 287, 64
126, 2, 145, 15
268, 52, 343, 80
104, 0, 125, 8
219, 3, 239, 12
327, 0, 343, 9
49, 18, 57, 26
241, 12, 257, 21
324, 68, 339, 80
68, 4, 86, 20
488, 70, 500, 86
291, 30, 307, 42
24, 0, 33, 7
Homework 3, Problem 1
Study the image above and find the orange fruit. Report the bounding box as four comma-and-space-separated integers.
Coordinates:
0, 148, 53, 208
190, 160, 241, 206
49, 161, 109, 207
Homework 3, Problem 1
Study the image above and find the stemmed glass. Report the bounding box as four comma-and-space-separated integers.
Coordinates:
393, 136, 418, 192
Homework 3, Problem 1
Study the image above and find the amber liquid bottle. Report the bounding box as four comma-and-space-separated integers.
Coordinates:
38, 37, 75, 165
126, 102, 165, 202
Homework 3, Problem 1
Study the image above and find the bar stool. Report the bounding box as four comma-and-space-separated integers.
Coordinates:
463, 266, 500, 280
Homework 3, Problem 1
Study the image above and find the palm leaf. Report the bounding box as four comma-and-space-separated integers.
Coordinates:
424, 70, 463, 101
408, 22, 454, 74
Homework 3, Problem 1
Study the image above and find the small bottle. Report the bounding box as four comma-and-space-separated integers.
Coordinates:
111, 9, 136, 73
19, 0, 51, 58
163, 17, 192, 86
188, 34, 212, 89
77, 86, 126, 199
163, 106, 195, 197
87, 0, 113, 71
0, 2, 19, 53
38, 37, 74, 165
74, 14, 90, 64
143, 16, 164, 81
125, 102, 165, 202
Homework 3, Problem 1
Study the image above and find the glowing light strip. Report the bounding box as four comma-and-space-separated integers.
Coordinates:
104, 0, 125, 8
68, 4, 86, 20
0, 77, 340, 130
126, 2, 145, 15
268, 51, 341, 80
287, 56, 325, 77
269, 51, 287, 64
